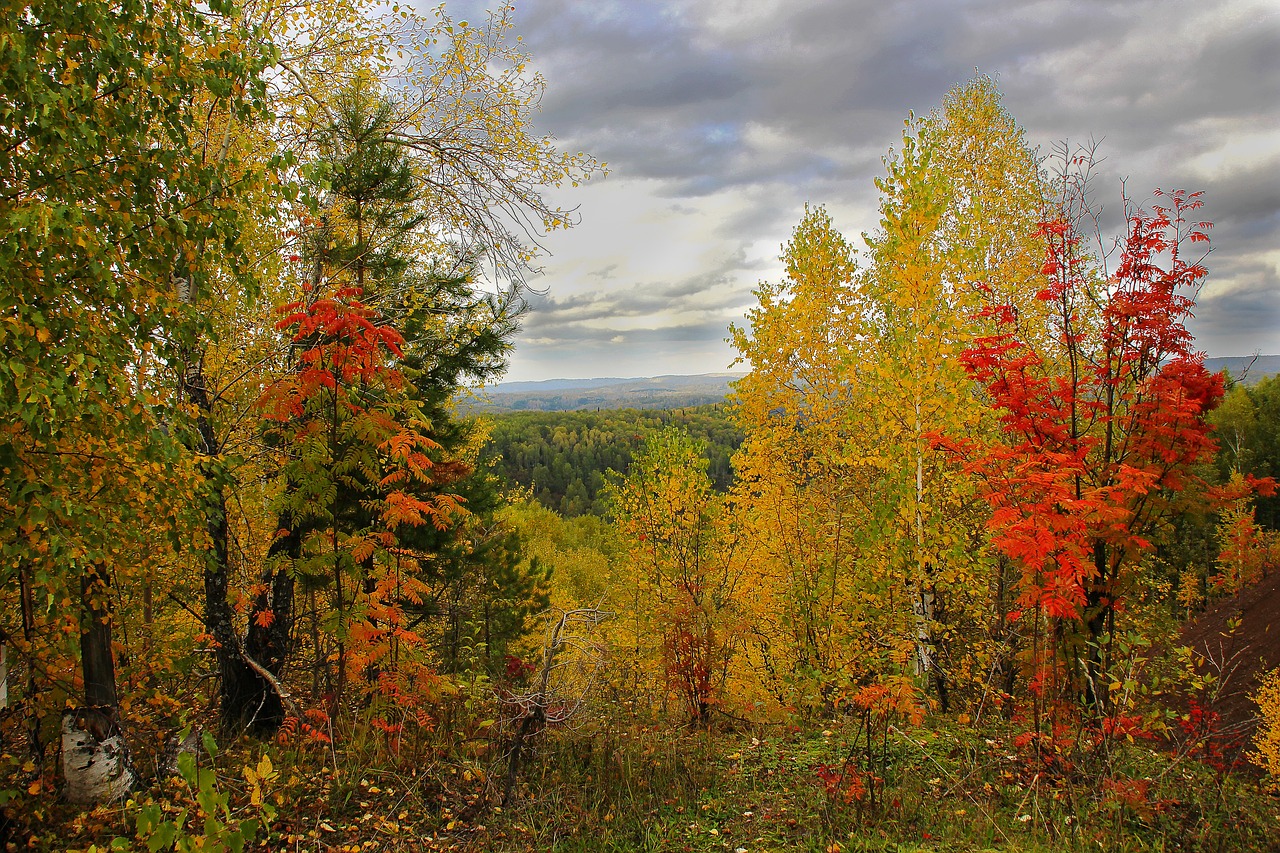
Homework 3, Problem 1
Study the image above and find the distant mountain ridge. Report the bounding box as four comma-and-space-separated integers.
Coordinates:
465, 359, 1279, 413
1204, 356, 1280, 385
466, 373, 746, 412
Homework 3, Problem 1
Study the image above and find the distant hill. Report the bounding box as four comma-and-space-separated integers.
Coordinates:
1205, 356, 1280, 386
463, 372, 746, 413
461, 359, 1278, 413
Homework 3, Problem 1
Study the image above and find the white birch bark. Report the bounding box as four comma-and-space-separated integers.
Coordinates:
61, 709, 138, 804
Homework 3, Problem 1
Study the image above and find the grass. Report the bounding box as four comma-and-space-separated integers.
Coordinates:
8, 705, 1280, 852
476, 712, 1279, 853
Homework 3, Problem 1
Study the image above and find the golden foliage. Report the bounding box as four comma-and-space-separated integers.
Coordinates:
1252, 667, 1280, 791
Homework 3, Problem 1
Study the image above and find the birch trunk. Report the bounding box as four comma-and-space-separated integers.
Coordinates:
62, 561, 139, 803
61, 708, 137, 804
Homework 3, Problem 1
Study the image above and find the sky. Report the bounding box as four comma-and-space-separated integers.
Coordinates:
425, 0, 1280, 383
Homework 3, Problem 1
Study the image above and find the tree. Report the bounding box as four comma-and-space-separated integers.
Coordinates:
727, 79, 1046, 714
953, 162, 1226, 709
728, 205, 875, 711
860, 114, 969, 710
1212, 376, 1280, 530
0, 0, 269, 799
183, 4, 600, 731
857, 79, 1049, 713
259, 287, 467, 714
167, 0, 406, 738
216, 75, 440, 729
608, 428, 747, 724
1253, 667, 1280, 791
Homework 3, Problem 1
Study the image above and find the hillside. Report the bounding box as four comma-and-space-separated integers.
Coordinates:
1206, 355, 1280, 385
1181, 571, 1280, 743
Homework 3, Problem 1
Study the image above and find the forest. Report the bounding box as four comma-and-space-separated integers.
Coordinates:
3, 0, 1280, 850
481, 407, 742, 516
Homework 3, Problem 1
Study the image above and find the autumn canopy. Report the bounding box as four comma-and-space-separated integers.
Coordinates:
2, 2, 1278, 847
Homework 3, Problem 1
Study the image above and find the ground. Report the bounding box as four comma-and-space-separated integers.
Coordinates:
1181, 570, 1280, 743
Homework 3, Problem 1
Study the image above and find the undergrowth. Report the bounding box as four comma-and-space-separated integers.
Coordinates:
8, 704, 1278, 852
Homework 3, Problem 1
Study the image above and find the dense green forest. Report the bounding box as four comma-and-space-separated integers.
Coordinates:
483, 377, 1280, 526
480, 406, 743, 515
1214, 375, 1280, 530
4, 1, 1280, 849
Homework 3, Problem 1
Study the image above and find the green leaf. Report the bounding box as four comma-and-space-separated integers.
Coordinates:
201, 729, 218, 759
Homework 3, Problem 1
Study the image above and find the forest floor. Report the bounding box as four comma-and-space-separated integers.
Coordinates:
9, 574, 1280, 852
14, 707, 1280, 852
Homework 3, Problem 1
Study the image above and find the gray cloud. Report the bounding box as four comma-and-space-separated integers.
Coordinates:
1192, 261, 1280, 355
519, 319, 739, 350
589, 263, 619, 280
520, 265, 758, 337
1191, 156, 1280, 237
420, 0, 1280, 380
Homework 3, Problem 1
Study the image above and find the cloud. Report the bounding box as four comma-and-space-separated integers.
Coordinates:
1193, 259, 1280, 355
509, 319, 743, 380
416, 0, 1280, 379
589, 263, 619, 281
518, 268, 758, 338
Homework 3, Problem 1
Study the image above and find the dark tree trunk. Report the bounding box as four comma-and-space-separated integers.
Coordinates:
183, 357, 286, 734
245, 514, 298, 678
79, 561, 118, 709
362, 558, 379, 691
992, 555, 1020, 720
204, 479, 285, 732
933, 667, 951, 715
63, 562, 137, 803
18, 561, 42, 765
1083, 539, 1111, 710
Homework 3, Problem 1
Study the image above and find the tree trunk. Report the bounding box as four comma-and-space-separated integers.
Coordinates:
18, 561, 42, 766
63, 562, 138, 804
142, 580, 153, 660
244, 514, 298, 679
1082, 538, 1111, 709
362, 561, 380, 692
182, 343, 286, 734
0, 638, 7, 710
911, 430, 948, 712
61, 707, 137, 804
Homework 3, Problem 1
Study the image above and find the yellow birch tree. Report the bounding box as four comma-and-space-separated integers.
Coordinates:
728, 206, 884, 713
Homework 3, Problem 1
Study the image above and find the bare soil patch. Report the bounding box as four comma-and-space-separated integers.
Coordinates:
1180, 571, 1280, 736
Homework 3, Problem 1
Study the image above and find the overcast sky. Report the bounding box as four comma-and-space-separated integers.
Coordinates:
427, 0, 1280, 382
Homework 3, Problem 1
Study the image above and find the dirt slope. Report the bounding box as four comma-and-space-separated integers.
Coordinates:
1180, 571, 1280, 737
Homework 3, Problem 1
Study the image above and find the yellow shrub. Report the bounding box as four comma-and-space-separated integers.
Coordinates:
1252, 667, 1280, 791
